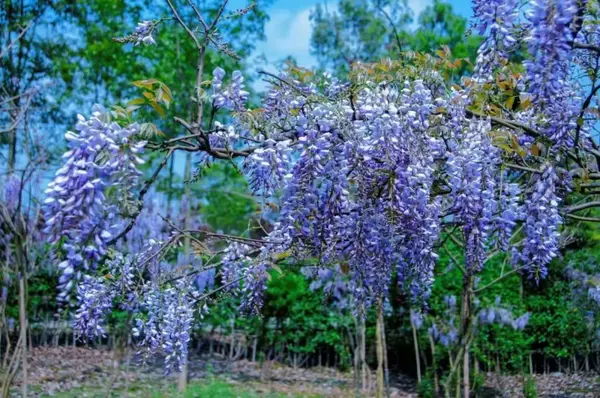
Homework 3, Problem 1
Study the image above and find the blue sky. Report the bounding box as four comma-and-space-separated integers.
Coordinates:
246, 0, 473, 71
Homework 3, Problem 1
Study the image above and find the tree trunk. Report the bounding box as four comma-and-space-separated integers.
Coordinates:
411, 316, 422, 384
543, 355, 547, 374
178, 152, 192, 393
429, 334, 439, 395
375, 300, 385, 398
463, 349, 470, 398
229, 315, 235, 360
381, 311, 390, 398
7, 119, 16, 174
529, 353, 533, 374
353, 316, 360, 394
460, 272, 474, 398
19, 276, 27, 398
447, 354, 456, 398
360, 308, 368, 391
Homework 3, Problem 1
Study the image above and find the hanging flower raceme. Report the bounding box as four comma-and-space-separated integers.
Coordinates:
114, 20, 157, 46
477, 297, 531, 330
43, 105, 146, 301
211, 68, 250, 111
131, 279, 199, 373
74, 275, 115, 338
446, 118, 500, 271
520, 164, 562, 280
524, 0, 577, 105
495, 181, 522, 250
471, 0, 519, 81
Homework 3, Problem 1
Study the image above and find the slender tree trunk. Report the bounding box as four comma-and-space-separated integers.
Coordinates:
229, 315, 235, 360
447, 354, 456, 398
375, 299, 385, 398
463, 350, 470, 398
460, 272, 474, 398
543, 355, 547, 374
381, 310, 390, 398
529, 353, 533, 374
411, 316, 422, 384
7, 110, 17, 174
1, 333, 23, 398
360, 308, 368, 391
353, 316, 360, 395
124, 336, 131, 398
19, 276, 27, 398
178, 152, 192, 392
429, 334, 439, 395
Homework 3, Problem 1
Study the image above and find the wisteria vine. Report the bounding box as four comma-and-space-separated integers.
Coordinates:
39, 0, 600, 373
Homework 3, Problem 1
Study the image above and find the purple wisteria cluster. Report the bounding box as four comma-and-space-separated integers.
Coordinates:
73, 237, 206, 372
518, 164, 562, 280
211, 68, 250, 111
426, 295, 459, 348
523, 0, 582, 147
446, 118, 500, 271
114, 20, 157, 46
471, 0, 519, 81
42, 0, 600, 373
132, 280, 196, 372
304, 265, 351, 311
208, 64, 567, 310
524, 0, 577, 104
43, 105, 146, 300
477, 296, 531, 330
421, 294, 530, 350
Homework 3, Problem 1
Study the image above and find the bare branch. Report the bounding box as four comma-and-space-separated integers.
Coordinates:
573, 41, 600, 55
258, 70, 306, 95
565, 201, 600, 213
208, 0, 230, 32
505, 163, 542, 174
185, 0, 209, 32
165, 0, 202, 50
0, 22, 31, 59
108, 149, 175, 245
466, 109, 542, 139
566, 213, 600, 222
473, 264, 527, 293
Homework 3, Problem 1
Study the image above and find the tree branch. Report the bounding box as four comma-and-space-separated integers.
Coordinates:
565, 201, 600, 213
107, 149, 175, 245
566, 213, 600, 222
573, 41, 600, 55
165, 0, 202, 50
473, 265, 526, 293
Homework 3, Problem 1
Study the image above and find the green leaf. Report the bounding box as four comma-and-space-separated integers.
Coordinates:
127, 97, 146, 106
149, 102, 166, 118
132, 78, 159, 89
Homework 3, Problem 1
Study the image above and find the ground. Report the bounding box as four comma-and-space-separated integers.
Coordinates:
8, 347, 600, 397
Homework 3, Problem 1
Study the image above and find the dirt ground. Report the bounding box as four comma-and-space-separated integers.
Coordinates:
8, 347, 600, 397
